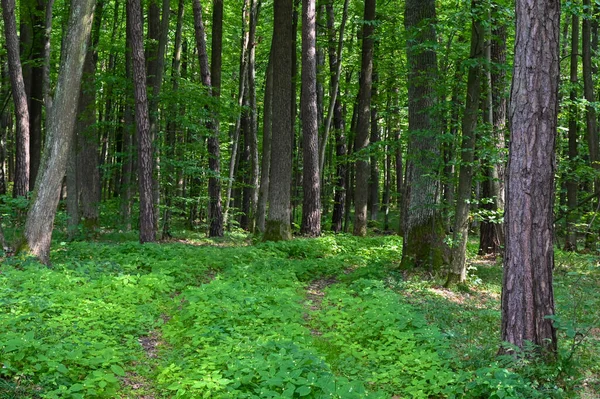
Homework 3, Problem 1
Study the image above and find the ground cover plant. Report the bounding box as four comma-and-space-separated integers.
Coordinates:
0, 234, 598, 398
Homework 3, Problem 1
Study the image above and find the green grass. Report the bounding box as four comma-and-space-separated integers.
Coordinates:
0, 233, 598, 398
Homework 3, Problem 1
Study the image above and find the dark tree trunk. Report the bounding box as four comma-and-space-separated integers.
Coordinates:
564, 11, 579, 251
479, 13, 507, 256
193, 0, 224, 237
28, 0, 46, 189
583, 0, 599, 248
21, 0, 96, 263
328, 1, 347, 233
352, 0, 376, 237
162, 0, 185, 238
256, 49, 273, 233
2, 0, 30, 197
501, 0, 559, 356
300, 0, 321, 237
128, 0, 156, 243
446, 0, 485, 286
369, 71, 379, 222
401, 0, 445, 269
264, 0, 293, 241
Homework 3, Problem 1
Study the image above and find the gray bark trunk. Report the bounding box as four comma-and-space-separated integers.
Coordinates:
21, 0, 96, 264
264, 0, 293, 241
2, 0, 30, 197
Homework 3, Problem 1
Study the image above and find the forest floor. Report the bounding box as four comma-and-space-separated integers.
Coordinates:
0, 232, 598, 398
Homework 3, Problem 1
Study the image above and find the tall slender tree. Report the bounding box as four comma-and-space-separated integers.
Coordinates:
128, 0, 156, 243
2, 0, 30, 198
446, 0, 485, 286
352, 0, 376, 236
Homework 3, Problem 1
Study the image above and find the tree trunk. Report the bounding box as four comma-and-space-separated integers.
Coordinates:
369, 71, 379, 222
352, 0, 376, 237
479, 11, 507, 256
501, 0, 559, 356
256, 49, 274, 233
401, 0, 445, 269
264, 0, 293, 241
300, 0, 321, 236
328, 1, 347, 233
128, 0, 156, 243
446, 0, 485, 286
565, 10, 579, 251
193, 0, 224, 237
2, 0, 30, 198
21, 0, 96, 264
162, 0, 185, 238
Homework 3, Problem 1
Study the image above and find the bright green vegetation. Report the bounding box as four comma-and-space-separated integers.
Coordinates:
0, 234, 598, 398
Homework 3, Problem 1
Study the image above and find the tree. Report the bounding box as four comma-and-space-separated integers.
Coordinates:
264, 0, 294, 241
446, 0, 485, 286
128, 0, 156, 243
501, 0, 559, 355
353, 0, 376, 237
20, 0, 97, 263
2, 0, 30, 198
192, 0, 224, 237
401, 0, 445, 269
300, 0, 321, 236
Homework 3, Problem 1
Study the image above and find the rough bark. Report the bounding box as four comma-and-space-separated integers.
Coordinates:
352, 0, 376, 237
446, 0, 485, 286
300, 0, 321, 236
128, 0, 156, 243
501, 0, 559, 356
264, 0, 293, 241
2, 0, 30, 197
21, 0, 96, 264
401, 0, 445, 269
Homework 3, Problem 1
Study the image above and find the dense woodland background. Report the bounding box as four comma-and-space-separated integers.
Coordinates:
0, 0, 599, 396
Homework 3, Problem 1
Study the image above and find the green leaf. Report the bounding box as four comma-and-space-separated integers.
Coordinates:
110, 364, 126, 377
296, 385, 312, 396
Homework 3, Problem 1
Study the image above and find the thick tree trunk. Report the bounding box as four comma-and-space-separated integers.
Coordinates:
2, 0, 30, 198
501, 0, 559, 356
352, 0, 376, 237
446, 0, 485, 286
300, 0, 321, 236
264, 0, 293, 241
128, 0, 156, 243
401, 0, 445, 269
21, 0, 96, 264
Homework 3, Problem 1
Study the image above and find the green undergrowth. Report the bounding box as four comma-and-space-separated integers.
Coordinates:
0, 233, 598, 398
